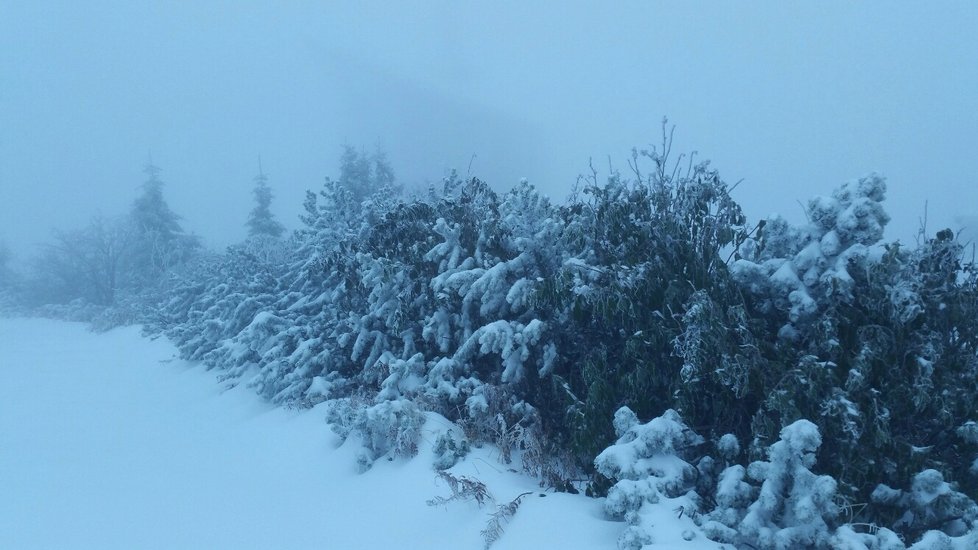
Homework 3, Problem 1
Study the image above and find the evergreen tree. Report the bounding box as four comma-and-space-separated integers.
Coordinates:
371, 147, 395, 189
738, 420, 839, 549
246, 160, 285, 239
132, 163, 184, 240
129, 162, 198, 284
337, 145, 398, 204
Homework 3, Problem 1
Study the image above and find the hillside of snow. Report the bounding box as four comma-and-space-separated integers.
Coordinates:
0, 317, 722, 549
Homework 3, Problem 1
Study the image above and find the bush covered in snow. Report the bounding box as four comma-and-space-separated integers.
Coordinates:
326, 397, 425, 471
151, 142, 978, 544
724, 174, 978, 544
432, 429, 471, 470
594, 407, 705, 548
738, 420, 839, 548
19, 130, 978, 547
871, 469, 978, 543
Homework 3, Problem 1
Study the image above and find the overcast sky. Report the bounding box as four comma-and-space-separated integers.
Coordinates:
2, 1, 977, 262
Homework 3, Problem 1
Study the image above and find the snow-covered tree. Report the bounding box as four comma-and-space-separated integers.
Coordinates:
246, 161, 285, 239
338, 145, 397, 204
715, 172, 978, 540
159, 146, 406, 408
738, 419, 839, 549
595, 407, 705, 549
128, 163, 199, 285
872, 469, 978, 543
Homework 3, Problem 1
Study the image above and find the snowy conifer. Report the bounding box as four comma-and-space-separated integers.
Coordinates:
246, 161, 285, 239
128, 163, 199, 285
595, 407, 705, 549
737, 420, 839, 549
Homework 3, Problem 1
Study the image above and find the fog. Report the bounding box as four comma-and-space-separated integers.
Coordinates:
2, 1, 977, 263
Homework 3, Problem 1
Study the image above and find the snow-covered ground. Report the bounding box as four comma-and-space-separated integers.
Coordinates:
0, 318, 723, 549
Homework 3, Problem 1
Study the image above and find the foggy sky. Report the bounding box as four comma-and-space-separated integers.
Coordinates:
2, 1, 977, 264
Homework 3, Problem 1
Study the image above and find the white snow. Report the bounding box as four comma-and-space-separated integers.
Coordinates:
1, 317, 700, 549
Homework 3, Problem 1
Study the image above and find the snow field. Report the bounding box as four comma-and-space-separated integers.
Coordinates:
0, 318, 636, 549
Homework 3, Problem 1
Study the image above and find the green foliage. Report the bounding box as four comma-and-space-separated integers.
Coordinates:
538, 128, 753, 470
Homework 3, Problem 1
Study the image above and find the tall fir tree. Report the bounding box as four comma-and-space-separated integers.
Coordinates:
132, 163, 183, 238
246, 160, 285, 239
129, 162, 198, 284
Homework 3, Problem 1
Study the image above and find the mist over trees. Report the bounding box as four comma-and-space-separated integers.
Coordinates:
11, 164, 199, 314
3, 131, 977, 549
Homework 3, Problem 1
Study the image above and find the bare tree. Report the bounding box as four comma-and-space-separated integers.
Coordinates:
33, 216, 134, 306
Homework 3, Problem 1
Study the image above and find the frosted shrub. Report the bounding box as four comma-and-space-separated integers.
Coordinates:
907, 470, 976, 537
359, 399, 424, 460
871, 469, 978, 544
702, 464, 753, 543
717, 433, 740, 461
701, 434, 755, 544
204, 310, 287, 380
453, 319, 546, 384
737, 419, 839, 549
731, 173, 889, 336
432, 429, 470, 470
326, 397, 425, 472
34, 298, 103, 323
828, 525, 906, 550
459, 385, 548, 475
595, 408, 702, 500
594, 407, 703, 548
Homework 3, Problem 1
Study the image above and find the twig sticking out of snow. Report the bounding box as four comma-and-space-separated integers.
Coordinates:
481, 492, 533, 549
426, 470, 492, 508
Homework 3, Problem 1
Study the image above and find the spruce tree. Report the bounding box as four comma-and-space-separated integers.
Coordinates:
246, 160, 285, 239
128, 162, 198, 285
132, 163, 184, 239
